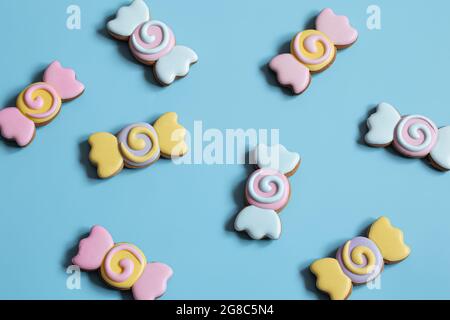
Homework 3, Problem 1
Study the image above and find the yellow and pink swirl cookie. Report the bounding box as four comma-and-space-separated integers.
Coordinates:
310, 217, 410, 300
88, 112, 188, 179
73, 226, 173, 300
365, 102, 450, 171
234, 144, 300, 240
0, 61, 84, 147
107, 0, 198, 86
269, 8, 358, 95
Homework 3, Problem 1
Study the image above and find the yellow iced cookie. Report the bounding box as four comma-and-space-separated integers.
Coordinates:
153, 112, 188, 158
290, 30, 336, 73
16, 82, 62, 126
100, 243, 147, 290
310, 258, 352, 300
368, 216, 411, 263
88, 132, 124, 179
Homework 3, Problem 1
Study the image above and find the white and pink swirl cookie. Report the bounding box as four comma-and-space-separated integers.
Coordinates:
365, 102, 450, 171
0, 61, 84, 147
234, 144, 300, 240
107, 0, 198, 86
269, 8, 358, 95
72, 225, 173, 300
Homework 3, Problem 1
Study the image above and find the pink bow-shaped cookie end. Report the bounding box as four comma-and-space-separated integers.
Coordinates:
43, 61, 85, 101
316, 8, 358, 47
72, 225, 114, 271
0, 108, 35, 147
132, 262, 173, 300
269, 54, 311, 94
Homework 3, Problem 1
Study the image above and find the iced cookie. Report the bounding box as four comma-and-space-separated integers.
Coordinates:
72, 225, 173, 300
88, 112, 188, 179
107, 0, 198, 86
365, 102, 450, 171
234, 144, 300, 240
0, 61, 84, 147
310, 217, 410, 300
269, 8, 357, 94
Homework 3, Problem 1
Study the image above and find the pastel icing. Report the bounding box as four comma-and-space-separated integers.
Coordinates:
72, 226, 173, 300
43, 61, 85, 100
336, 237, 383, 284
430, 126, 450, 170
269, 54, 310, 94
392, 115, 438, 158
88, 132, 124, 179
72, 225, 114, 271
254, 144, 300, 175
16, 82, 62, 125
310, 258, 352, 300
118, 123, 160, 168
0, 107, 35, 147
234, 205, 281, 240
290, 30, 336, 72
315, 8, 358, 47
132, 263, 173, 300
100, 243, 147, 289
129, 20, 176, 63
368, 217, 410, 263
107, 0, 150, 38
153, 112, 188, 157
154, 45, 198, 85
245, 168, 290, 211
365, 102, 401, 146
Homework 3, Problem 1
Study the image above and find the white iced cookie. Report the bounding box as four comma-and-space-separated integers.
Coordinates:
365, 103, 401, 146
430, 126, 450, 171
154, 46, 199, 85
254, 144, 300, 176
234, 206, 281, 240
107, 0, 150, 39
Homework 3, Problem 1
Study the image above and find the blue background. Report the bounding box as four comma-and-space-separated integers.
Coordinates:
0, 0, 449, 300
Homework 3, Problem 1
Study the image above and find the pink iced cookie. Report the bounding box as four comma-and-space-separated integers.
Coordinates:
316, 8, 358, 48
72, 225, 173, 300
43, 61, 85, 101
269, 54, 311, 94
269, 8, 357, 95
0, 108, 35, 147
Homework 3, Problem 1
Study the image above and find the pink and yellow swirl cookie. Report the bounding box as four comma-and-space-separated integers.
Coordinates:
290, 30, 336, 73
73, 225, 173, 300
245, 168, 290, 212
0, 61, 84, 147
100, 243, 147, 290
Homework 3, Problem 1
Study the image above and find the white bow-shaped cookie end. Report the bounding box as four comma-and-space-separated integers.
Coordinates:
365, 103, 401, 146
430, 126, 450, 171
254, 144, 300, 176
234, 206, 281, 240
154, 46, 198, 85
107, 0, 150, 38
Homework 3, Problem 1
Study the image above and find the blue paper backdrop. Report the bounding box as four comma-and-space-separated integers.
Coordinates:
0, 0, 449, 299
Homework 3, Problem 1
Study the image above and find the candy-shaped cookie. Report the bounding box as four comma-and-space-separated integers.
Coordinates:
310, 217, 410, 300
72, 225, 173, 300
0, 61, 84, 147
107, 0, 198, 86
365, 102, 450, 171
234, 144, 300, 240
89, 112, 188, 179
269, 8, 358, 95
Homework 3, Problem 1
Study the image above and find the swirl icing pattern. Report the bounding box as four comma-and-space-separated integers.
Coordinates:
16, 82, 62, 125
246, 168, 290, 211
336, 237, 383, 284
118, 123, 161, 168
100, 243, 147, 289
130, 20, 176, 63
393, 115, 438, 158
291, 30, 336, 72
